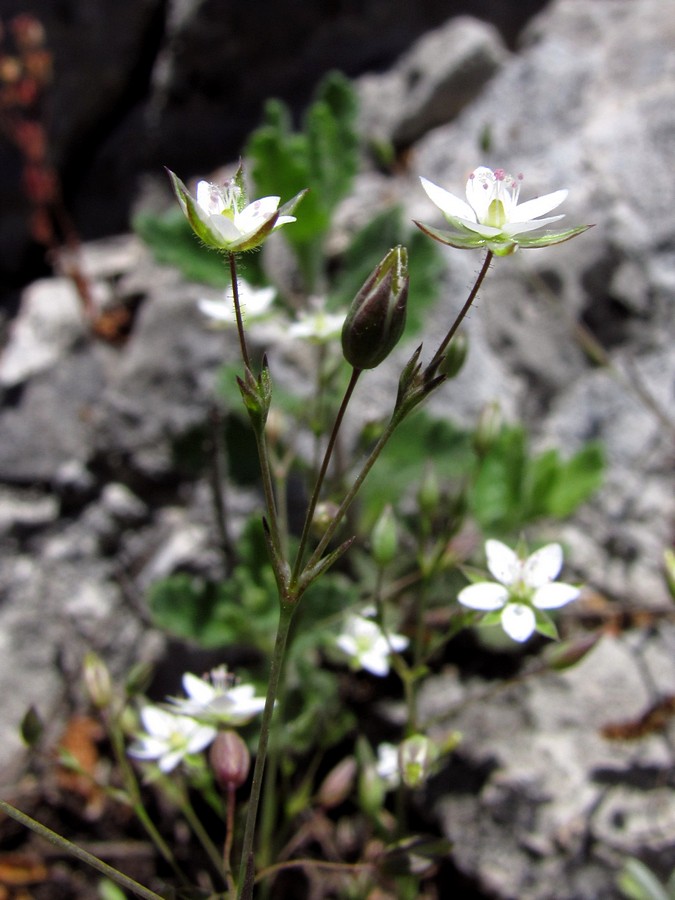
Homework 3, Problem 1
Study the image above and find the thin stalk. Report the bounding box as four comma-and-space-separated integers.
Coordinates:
108, 718, 184, 881
292, 367, 362, 583
209, 404, 236, 573
0, 799, 164, 900
427, 250, 493, 373
224, 785, 237, 896
229, 251, 251, 369
172, 786, 227, 886
252, 427, 284, 558
237, 602, 296, 900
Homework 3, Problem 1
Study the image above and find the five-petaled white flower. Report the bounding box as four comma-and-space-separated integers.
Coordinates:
198, 281, 276, 326
168, 165, 305, 252
415, 166, 590, 256
128, 705, 216, 773
335, 614, 408, 677
167, 666, 266, 727
457, 539, 580, 642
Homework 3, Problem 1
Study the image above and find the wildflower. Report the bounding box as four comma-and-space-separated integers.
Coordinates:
198, 281, 276, 326
457, 539, 580, 642
168, 164, 304, 252
335, 613, 408, 677
287, 308, 346, 343
415, 166, 590, 256
128, 705, 216, 773
167, 666, 265, 727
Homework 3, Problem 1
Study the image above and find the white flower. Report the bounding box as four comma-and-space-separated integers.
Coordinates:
457, 539, 580, 642
128, 705, 216, 773
198, 281, 276, 326
167, 666, 266, 727
415, 166, 590, 256
168, 165, 305, 252
335, 614, 408, 676
375, 742, 400, 790
287, 308, 346, 343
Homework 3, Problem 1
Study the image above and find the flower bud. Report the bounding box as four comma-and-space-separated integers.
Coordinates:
371, 505, 398, 568
417, 464, 440, 519
473, 401, 502, 456
210, 730, 250, 789
341, 246, 408, 370
317, 756, 357, 808
399, 734, 436, 788
439, 331, 469, 379
83, 651, 113, 709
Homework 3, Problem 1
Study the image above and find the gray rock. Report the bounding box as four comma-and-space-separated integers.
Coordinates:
358, 17, 508, 149
421, 628, 675, 898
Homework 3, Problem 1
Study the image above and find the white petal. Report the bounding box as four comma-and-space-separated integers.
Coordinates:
158, 749, 184, 773
501, 604, 536, 642
361, 649, 390, 676
523, 544, 563, 588
420, 177, 477, 222
533, 582, 579, 609
502, 215, 565, 236
236, 197, 280, 232
140, 705, 175, 738
197, 181, 226, 215
388, 634, 410, 653
207, 214, 241, 242
465, 167, 496, 221
458, 581, 508, 610
274, 215, 297, 228
198, 298, 234, 322
454, 217, 503, 238
182, 673, 215, 704
485, 540, 521, 585
512, 189, 567, 222
185, 725, 217, 754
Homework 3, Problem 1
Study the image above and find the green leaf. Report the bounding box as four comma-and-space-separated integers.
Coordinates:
617, 858, 671, 900
470, 426, 526, 530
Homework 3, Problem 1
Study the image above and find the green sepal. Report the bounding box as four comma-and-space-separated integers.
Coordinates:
413, 220, 487, 250
236, 360, 272, 431
533, 608, 558, 640
513, 224, 593, 248
297, 535, 356, 599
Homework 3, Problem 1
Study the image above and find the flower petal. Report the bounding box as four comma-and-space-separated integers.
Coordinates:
503, 215, 565, 236
420, 177, 477, 223
501, 604, 536, 642
485, 540, 521, 585
533, 582, 580, 609
182, 673, 215, 704
512, 190, 567, 222
523, 544, 563, 588
236, 197, 280, 233
458, 581, 508, 610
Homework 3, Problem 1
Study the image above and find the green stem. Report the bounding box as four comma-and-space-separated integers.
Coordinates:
292, 367, 362, 583
108, 718, 184, 881
427, 250, 493, 373
237, 601, 296, 900
0, 799, 164, 900
229, 251, 251, 370
171, 784, 227, 886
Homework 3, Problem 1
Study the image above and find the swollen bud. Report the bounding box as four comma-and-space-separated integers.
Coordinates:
341, 246, 409, 370
371, 505, 398, 567
210, 730, 251, 789
439, 331, 469, 379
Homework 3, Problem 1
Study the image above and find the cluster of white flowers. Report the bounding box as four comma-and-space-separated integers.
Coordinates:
128, 666, 265, 773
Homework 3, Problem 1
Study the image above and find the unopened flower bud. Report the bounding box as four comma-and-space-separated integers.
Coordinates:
417, 465, 440, 519
312, 501, 340, 537
341, 246, 408, 370
399, 734, 436, 788
317, 756, 357, 808
83, 651, 113, 709
473, 401, 502, 455
371, 505, 398, 568
210, 730, 250, 789
440, 331, 469, 379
